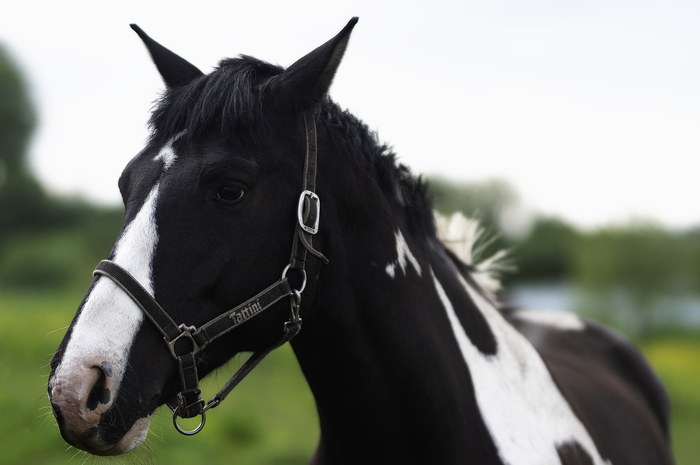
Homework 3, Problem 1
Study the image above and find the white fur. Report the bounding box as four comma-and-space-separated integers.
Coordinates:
512, 309, 586, 331
385, 230, 422, 278
434, 212, 512, 301
53, 185, 160, 398
431, 268, 609, 465
153, 130, 186, 169
54, 136, 183, 395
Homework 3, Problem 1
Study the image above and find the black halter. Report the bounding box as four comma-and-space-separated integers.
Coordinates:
93, 112, 328, 435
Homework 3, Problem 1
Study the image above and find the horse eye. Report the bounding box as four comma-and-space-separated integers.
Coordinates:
216, 186, 245, 203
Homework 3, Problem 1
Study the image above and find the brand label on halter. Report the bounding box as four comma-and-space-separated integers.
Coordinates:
229, 299, 263, 325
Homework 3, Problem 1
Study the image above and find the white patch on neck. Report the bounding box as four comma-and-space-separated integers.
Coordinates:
512, 309, 586, 331
385, 263, 396, 278
431, 268, 609, 465
385, 230, 422, 279
53, 181, 161, 397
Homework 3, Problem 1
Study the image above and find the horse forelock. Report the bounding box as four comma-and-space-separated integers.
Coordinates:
149, 56, 283, 145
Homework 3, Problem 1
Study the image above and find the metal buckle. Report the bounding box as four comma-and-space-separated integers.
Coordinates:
297, 190, 320, 234
167, 324, 199, 360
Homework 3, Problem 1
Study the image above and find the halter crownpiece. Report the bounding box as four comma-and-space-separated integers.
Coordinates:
93, 112, 326, 435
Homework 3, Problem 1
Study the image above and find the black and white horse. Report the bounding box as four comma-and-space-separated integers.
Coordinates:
48, 18, 673, 464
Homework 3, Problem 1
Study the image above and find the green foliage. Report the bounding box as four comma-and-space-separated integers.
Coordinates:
0, 44, 35, 172
0, 41, 124, 292
0, 43, 43, 244
571, 223, 700, 336
0, 232, 92, 289
0, 203, 122, 291
509, 217, 580, 282
574, 223, 698, 293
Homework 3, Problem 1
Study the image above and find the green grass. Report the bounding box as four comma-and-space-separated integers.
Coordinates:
1, 289, 698, 464
0, 288, 319, 465
640, 336, 700, 465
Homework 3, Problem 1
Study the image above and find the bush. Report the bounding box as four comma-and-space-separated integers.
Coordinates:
0, 232, 97, 291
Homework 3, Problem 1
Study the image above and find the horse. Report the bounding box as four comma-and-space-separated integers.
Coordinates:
48, 18, 674, 464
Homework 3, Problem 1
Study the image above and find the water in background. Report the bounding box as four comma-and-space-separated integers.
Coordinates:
505, 281, 700, 332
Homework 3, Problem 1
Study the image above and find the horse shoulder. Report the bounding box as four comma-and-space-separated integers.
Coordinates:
502, 308, 673, 465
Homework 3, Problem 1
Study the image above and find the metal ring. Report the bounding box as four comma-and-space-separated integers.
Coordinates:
281, 264, 307, 293
173, 404, 206, 436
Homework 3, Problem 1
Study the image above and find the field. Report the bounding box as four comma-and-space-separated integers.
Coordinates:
1, 289, 698, 464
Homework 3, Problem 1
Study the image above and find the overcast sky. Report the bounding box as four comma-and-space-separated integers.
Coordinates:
1, 0, 698, 230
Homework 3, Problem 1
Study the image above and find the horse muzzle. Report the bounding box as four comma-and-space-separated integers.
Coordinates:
48, 359, 151, 455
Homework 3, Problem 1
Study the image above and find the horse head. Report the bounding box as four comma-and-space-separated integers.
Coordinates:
47, 18, 357, 455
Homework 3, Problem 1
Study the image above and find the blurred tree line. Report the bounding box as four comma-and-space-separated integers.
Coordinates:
0, 44, 122, 291
430, 177, 700, 336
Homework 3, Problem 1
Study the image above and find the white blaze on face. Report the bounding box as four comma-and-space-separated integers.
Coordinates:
53, 185, 160, 402
50, 136, 181, 451
431, 268, 609, 465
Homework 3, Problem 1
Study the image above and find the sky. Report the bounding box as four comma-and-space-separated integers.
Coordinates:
1, 0, 699, 231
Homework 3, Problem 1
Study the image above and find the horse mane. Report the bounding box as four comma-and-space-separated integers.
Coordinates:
147, 55, 505, 294
319, 101, 436, 239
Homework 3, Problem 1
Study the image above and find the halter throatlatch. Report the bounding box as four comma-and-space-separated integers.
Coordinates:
93, 112, 327, 435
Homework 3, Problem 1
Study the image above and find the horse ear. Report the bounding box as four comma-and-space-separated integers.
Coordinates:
273, 17, 358, 114
130, 24, 204, 88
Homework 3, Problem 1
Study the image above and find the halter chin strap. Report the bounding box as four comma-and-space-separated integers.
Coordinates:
93, 112, 327, 435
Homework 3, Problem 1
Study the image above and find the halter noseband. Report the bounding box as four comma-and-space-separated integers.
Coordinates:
93, 112, 327, 435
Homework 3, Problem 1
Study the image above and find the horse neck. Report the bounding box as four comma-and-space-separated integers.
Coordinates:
290, 163, 501, 462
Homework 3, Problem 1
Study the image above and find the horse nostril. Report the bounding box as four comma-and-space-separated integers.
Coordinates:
101, 360, 114, 378
86, 362, 113, 411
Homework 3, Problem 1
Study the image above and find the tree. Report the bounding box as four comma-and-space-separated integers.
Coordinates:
0, 43, 49, 240
510, 217, 580, 282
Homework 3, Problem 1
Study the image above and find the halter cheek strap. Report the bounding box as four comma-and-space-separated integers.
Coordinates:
93, 112, 327, 435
